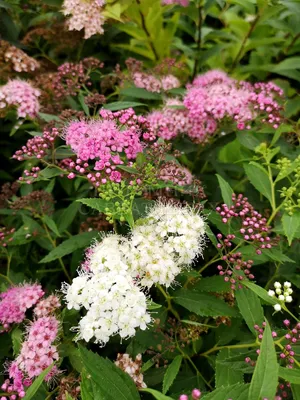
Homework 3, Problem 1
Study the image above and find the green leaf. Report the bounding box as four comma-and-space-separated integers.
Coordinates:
77, 198, 112, 213
81, 369, 94, 400
78, 93, 90, 116
241, 281, 277, 306
103, 101, 147, 111
140, 388, 174, 400
11, 327, 23, 356
79, 346, 140, 400
248, 321, 279, 400
278, 366, 300, 384
192, 276, 231, 293
162, 355, 182, 394
120, 87, 162, 100
292, 384, 300, 399
173, 289, 238, 317
236, 132, 262, 150
42, 215, 61, 237
201, 383, 249, 400
243, 162, 273, 204
216, 349, 244, 388
23, 364, 54, 400
38, 112, 60, 122
216, 174, 234, 206
39, 231, 97, 263
271, 124, 292, 146
235, 287, 264, 335
282, 212, 300, 246
58, 202, 80, 234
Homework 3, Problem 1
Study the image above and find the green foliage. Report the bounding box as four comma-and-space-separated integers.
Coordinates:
1, 0, 300, 398
248, 321, 279, 400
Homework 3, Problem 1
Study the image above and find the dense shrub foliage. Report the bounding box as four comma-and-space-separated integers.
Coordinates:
0, 0, 300, 399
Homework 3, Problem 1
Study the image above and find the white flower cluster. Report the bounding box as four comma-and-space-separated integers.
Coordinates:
62, 253, 150, 345
62, 203, 206, 346
268, 281, 293, 312
125, 204, 206, 287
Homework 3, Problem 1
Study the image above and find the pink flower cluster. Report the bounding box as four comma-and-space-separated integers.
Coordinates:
162, 0, 189, 6
159, 161, 193, 186
179, 389, 201, 400
147, 98, 191, 140
62, 0, 105, 39
132, 72, 180, 92
216, 193, 275, 254
53, 58, 103, 99
216, 233, 254, 289
13, 128, 59, 162
0, 284, 44, 330
63, 108, 156, 186
280, 319, 300, 369
1, 316, 60, 399
148, 70, 283, 144
0, 80, 40, 119
34, 295, 61, 318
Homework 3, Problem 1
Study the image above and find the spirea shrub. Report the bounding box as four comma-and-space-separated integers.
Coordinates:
0, 1, 300, 399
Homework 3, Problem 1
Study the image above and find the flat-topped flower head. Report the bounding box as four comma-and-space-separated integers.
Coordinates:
62, 269, 151, 346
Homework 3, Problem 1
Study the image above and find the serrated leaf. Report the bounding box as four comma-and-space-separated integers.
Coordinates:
201, 383, 249, 400
173, 290, 238, 317
278, 366, 300, 384
162, 355, 182, 394
216, 349, 244, 388
244, 162, 273, 204
79, 346, 140, 400
282, 212, 300, 245
248, 321, 278, 400
241, 281, 277, 305
23, 364, 54, 400
77, 198, 113, 213
235, 287, 264, 335
140, 388, 174, 400
39, 231, 97, 263
216, 174, 233, 206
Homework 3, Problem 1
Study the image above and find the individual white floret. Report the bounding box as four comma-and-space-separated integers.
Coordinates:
274, 282, 281, 288
274, 304, 281, 312
285, 295, 293, 303
268, 290, 275, 297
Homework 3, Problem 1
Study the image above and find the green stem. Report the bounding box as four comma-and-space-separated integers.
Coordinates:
0, 273, 13, 285
192, 2, 203, 80
200, 341, 259, 358
282, 305, 300, 323
136, 0, 159, 61
156, 284, 180, 320
264, 262, 280, 290
229, 14, 260, 73
175, 334, 213, 390
41, 221, 72, 283
6, 252, 12, 279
